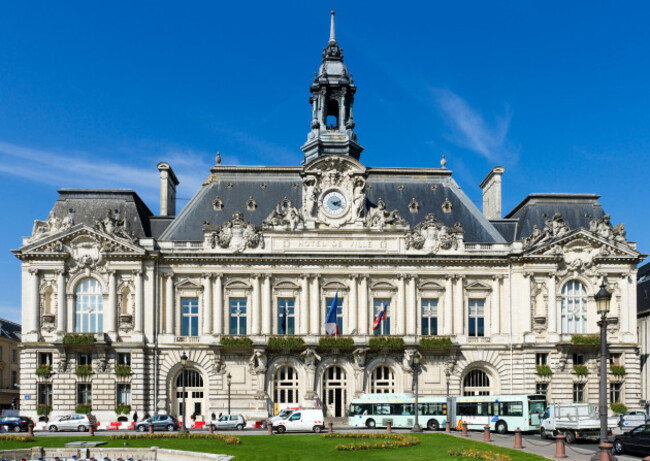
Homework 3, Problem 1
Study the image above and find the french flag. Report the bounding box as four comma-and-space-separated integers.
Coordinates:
324, 293, 340, 335
373, 303, 387, 331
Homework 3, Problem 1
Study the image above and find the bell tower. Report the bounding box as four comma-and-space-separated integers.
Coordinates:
301, 10, 364, 165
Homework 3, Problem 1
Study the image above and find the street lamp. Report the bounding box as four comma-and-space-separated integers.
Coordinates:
595, 279, 612, 460
411, 354, 423, 433
180, 352, 189, 433
227, 372, 232, 415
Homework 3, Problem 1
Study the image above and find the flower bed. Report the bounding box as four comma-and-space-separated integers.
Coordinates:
368, 336, 404, 351
535, 365, 552, 376
323, 433, 420, 451
267, 336, 305, 351
109, 433, 241, 445
448, 448, 512, 461
573, 365, 589, 376
219, 336, 253, 348
62, 333, 96, 345
318, 336, 355, 351
0, 435, 34, 442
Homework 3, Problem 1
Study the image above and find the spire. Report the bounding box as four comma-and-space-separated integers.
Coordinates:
329, 10, 336, 43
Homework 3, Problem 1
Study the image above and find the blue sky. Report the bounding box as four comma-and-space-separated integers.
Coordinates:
0, 1, 649, 322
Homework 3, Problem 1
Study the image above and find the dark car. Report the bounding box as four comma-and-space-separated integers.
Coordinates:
0, 416, 34, 432
613, 424, 650, 456
134, 415, 179, 432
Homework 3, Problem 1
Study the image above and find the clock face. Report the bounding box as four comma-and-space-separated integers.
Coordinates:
321, 190, 348, 217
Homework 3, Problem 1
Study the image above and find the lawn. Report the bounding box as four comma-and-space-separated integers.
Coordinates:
0, 433, 549, 461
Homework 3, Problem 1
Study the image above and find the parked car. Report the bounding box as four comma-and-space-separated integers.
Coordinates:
0, 416, 33, 432
48, 414, 97, 432
618, 410, 650, 428
134, 414, 179, 432
210, 414, 246, 431
272, 408, 325, 433
613, 424, 650, 456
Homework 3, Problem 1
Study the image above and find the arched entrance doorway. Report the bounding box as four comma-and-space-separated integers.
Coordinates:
370, 366, 395, 393
322, 366, 347, 417
174, 369, 206, 421
273, 366, 299, 410
463, 369, 491, 396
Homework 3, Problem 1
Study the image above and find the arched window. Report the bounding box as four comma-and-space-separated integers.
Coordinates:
370, 366, 395, 393
463, 369, 491, 396
561, 280, 588, 334
175, 369, 204, 388
274, 366, 299, 405
75, 278, 103, 333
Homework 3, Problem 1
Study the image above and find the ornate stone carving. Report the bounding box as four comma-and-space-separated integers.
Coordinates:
401, 348, 420, 373
352, 347, 369, 369
300, 348, 321, 369
248, 349, 267, 374
523, 212, 570, 248
405, 213, 463, 253
589, 215, 628, 244
263, 199, 304, 231
366, 198, 407, 230
208, 212, 264, 253
28, 210, 74, 244
302, 175, 320, 221
95, 209, 134, 242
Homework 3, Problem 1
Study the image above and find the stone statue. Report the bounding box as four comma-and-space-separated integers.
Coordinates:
249, 349, 267, 374
523, 212, 570, 248
95, 209, 133, 242
352, 347, 369, 368
263, 200, 303, 231
302, 176, 319, 220
28, 210, 74, 243
351, 179, 366, 219
300, 348, 321, 368
367, 198, 407, 230
589, 215, 628, 244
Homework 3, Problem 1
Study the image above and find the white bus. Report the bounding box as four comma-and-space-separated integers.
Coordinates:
453, 394, 547, 433
348, 393, 448, 430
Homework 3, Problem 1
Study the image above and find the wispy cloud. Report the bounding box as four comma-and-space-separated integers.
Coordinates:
431, 88, 518, 165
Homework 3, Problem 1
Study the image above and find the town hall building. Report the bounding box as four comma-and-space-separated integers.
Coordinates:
15, 12, 644, 423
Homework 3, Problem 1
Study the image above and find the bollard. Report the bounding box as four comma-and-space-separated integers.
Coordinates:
483, 424, 491, 442
28, 423, 34, 437
642, 456, 650, 461
461, 421, 468, 437
554, 434, 567, 459
88, 423, 95, 436
514, 428, 522, 449
267, 420, 273, 435
209, 423, 214, 434
445, 419, 451, 433
148, 422, 154, 435
598, 442, 613, 461
386, 420, 392, 433
328, 421, 333, 434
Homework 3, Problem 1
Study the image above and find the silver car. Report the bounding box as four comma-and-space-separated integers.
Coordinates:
48, 414, 97, 432
211, 414, 246, 431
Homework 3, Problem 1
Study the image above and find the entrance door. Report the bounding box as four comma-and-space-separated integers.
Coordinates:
175, 369, 205, 424
463, 369, 491, 396
322, 366, 347, 417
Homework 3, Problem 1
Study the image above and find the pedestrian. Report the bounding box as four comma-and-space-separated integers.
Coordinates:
211, 412, 216, 421
133, 411, 138, 423
218, 412, 222, 419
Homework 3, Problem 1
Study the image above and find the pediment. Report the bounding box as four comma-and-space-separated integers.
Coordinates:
224, 279, 251, 290
369, 280, 397, 291
464, 280, 492, 291
273, 280, 300, 290
175, 278, 202, 290
419, 281, 444, 291
302, 154, 367, 176
526, 229, 640, 259
322, 279, 349, 291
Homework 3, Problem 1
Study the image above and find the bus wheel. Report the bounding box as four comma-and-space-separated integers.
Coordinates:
366, 419, 376, 428
495, 421, 508, 434
427, 419, 439, 431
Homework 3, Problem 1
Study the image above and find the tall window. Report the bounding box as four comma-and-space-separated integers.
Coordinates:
75, 278, 103, 333
117, 353, 131, 366
78, 353, 92, 365
573, 353, 585, 365
229, 298, 247, 335
77, 383, 92, 405
117, 384, 131, 405
421, 299, 438, 335
610, 383, 622, 403
38, 384, 53, 406
573, 383, 585, 403
39, 352, 53, 365
181, 298, 199, 336
468, 299, 485, 337
536, 353, 549, 366
11, 371, 17, 387
326, 297, 344, 334
373, 299, 390, 335
370, 366, 395, 393
278, 298, 295, 335
273, 366, 299, 405
561, 281, 588, 334
536, 383, 549, 396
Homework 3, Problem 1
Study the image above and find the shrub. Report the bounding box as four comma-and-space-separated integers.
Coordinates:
535, 365, 552, 376
318, 336, 355, 351
611, 403, 628, 414
573, 365, 589, 376
115, 404, 131, 415
109, 433, 241, 445
219, 336, 253, 348
37, 404, 52, 416
323, 433, 420, 451
75, 364, 93, 376
448, 448, 512, 461
418, 336, 453, 351
115, 365, 132, 376
75, 404, 92, 414
571, 335, 600, 347
36, 364, 53, 376
267, 336, 305, 351
368, 336, 404, 351
610, 365, 626, 376
62, 333, 96, 345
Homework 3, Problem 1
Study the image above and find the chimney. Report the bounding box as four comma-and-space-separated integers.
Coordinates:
479, 166, 505, 219
157, 162, 179, 217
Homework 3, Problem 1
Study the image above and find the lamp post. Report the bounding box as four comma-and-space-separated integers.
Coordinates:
227, 372, 232, 415
180, 352, 189, 433
595, 280, 612, 460
411, 354, 423, 432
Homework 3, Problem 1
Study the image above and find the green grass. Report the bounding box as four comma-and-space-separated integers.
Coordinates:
0, 433, 548, 461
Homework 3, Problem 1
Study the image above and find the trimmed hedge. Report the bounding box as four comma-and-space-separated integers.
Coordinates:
267, 336, 305, 351
571, 335, 600, 347
219, 336, 253, 348
62, 333, 96, 345
368, 336, 404, 350
318, 336, 355, 351
115, 365, 132, 376
535, 365, 552, 376
573, 365, 589, 376
418, 336, 452, 351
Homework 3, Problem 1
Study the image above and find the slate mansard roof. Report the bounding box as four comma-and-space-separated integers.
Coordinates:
638, 261, 650, 317
0, 318, 21, 342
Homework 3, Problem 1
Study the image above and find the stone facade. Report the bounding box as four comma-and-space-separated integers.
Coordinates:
13, 12, 645, 423
0, 318, 21, 410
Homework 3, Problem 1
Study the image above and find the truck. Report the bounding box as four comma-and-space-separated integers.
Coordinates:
540, 403, 617, 443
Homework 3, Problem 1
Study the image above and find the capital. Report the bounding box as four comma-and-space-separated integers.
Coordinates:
28, 268, 39, 276
132, 269, 143, 277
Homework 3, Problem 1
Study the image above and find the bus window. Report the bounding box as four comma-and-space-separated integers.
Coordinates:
419, 403, 446, 416
349, 404, 370, 416
529, 400, 546, 415
373, 404, 390, 415
402, 404, 414, 415
498, 402, 523, 417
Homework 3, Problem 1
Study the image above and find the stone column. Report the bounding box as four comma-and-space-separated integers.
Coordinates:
165, 273, 174, 334
490, 275, 500, 336
310, 275, 320, 335
134, 269, 144, 333
107, 270, 117, 333
453, 275, 464, 335
262, 275, 272, 335
444, 276, 453, 335
29, 269, 40, 333
252, 274, 261, 335
56, 270, 66, 333
547, 272, 557, 334
203, 273, 213, 335
214, 274, 223, 335
300, 275, 310, 335
349, 275, 358, 335
407, 276, 417, 335
358, 275, 369, 335
523, 272, 532, 334
67, 294, 74, 332
396, 275, 406, 335
619, 275, 629, 334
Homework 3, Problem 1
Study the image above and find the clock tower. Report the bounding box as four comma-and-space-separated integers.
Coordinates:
301, 10, 364, 165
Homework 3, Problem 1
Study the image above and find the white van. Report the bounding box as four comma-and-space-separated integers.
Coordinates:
272, 408, 325, 433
